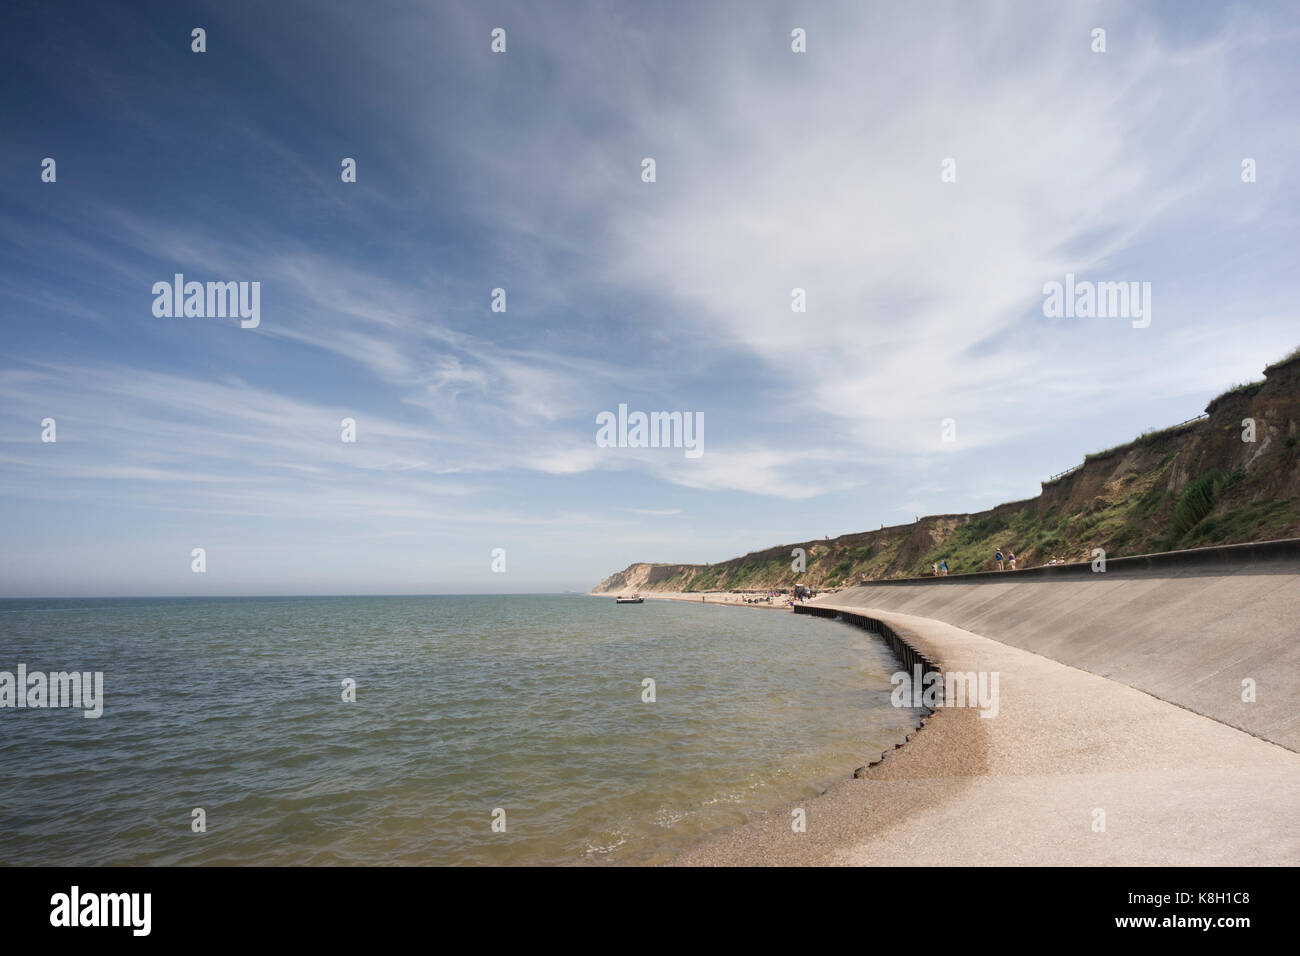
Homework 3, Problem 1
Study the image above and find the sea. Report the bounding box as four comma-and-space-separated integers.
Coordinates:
0, 594, 921, 865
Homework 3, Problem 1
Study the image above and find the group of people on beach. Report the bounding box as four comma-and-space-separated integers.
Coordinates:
995, 548, 1017, 570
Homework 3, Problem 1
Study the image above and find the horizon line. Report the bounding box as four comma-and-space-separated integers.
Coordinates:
0, 591, 596, 601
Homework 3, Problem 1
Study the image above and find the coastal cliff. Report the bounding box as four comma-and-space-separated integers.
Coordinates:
595, 349, 1300, 592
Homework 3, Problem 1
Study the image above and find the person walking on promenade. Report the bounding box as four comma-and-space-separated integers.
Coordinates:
995, 549, 1004, 570
932, 562, 939, 576
1008, 550, 1017, 570
940, 560, 948, 575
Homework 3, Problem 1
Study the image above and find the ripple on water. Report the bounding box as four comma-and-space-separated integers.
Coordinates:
0, 595, 923, 865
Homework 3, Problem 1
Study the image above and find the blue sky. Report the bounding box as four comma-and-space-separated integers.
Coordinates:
1, 0, 1297, 596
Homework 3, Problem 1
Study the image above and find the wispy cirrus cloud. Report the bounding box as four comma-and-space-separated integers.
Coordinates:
2, 0, 1298, 594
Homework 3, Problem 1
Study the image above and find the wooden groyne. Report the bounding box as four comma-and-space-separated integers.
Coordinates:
794, 604, 946, 776
794, 604, 940, 680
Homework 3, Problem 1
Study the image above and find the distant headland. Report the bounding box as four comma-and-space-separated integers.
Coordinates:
595, 347, 1300, 593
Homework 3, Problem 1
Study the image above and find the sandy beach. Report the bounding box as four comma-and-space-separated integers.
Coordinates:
667, 594, 1300, 866
590, 589, 810, 610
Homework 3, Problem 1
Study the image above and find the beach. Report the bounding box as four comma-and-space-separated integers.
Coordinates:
667, 546, 1300, 865
674, 605, 1299, 865
593, 589, 820, 610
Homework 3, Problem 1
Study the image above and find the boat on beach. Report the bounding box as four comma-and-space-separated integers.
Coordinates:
615, 594, 644, 604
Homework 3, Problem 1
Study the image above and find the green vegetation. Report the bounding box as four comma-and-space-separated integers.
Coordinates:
1172, 470, 1226, 535
1085, 418, 1209, 464
1185, 496, 1295, 547
598, 347, 1300, 592
1264, 346, 1300, 372
1215, 380, 1266, 401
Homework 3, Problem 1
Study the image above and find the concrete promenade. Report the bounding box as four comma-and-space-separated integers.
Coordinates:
824, 539, 1300, 750
673, 544, 1300, 865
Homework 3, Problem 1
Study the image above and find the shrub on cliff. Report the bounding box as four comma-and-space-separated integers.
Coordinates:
1172, 470, 1226, 535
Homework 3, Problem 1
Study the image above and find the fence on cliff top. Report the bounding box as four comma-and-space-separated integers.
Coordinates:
1044, 413, 1211, 484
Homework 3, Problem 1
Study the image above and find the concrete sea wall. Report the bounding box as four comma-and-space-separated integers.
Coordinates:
810, 539, 1300, 750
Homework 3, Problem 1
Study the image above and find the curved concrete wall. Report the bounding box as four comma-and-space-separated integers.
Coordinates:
812, 539, 1300, 751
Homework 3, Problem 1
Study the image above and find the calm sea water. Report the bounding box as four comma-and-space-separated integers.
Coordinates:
0, 595, 919, 865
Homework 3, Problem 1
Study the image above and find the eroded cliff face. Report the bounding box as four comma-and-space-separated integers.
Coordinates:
593, 353, 1300, 593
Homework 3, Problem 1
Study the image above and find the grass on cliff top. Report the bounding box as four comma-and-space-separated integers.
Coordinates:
1215, 379, 1266, 400
1263, 344, 1300, 373
1085, 418, 1208, 463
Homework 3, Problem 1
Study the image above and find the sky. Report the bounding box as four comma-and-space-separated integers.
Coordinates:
1, 0, 1297, 596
